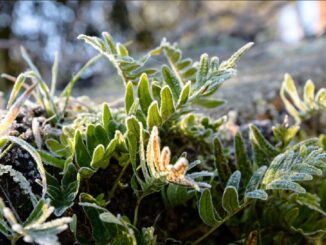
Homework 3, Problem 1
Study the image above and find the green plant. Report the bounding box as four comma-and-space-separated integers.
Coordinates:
0, 31, 325, 245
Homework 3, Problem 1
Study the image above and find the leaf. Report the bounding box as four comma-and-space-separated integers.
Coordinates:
147, 101, 162, 129
249, 124, 279, 158
245, 190, 268, 200
222, 171, 241, 214
90, 144, 106, 168
234, 132, 252, 185
266, 180, 306, 193
125, 81, 134, 114
262, 139, 325, 194
245, 166, 267, 193
198, 189, 220, 226
177, 81, 191, 108
99, 212, 124, 226
47, 163, 80, 216
303, 80, 315, 108
138, 73, 153, 114
7, 73, 26, 108
193, 98, 225, 108
162, 65, 182, 102
74, 130, 92, 168
102, 103, 112, 132
160, 86, 175, 121
164, 184, 193, 207
213, 136, 231, 186
290, 193, 326, 216
196, 54, 209, 88
219, 42, 254, 70
39, 150, 65, 169
222, 186, 240, 214
45, 139, 70, 158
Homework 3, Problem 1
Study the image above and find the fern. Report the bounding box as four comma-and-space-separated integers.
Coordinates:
0, 198, 71, 245
78, 32, 157, 84
281, 74, 326, 123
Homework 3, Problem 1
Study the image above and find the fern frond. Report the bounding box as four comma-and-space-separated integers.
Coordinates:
262, 139, 326, 193
78, 32, 157, 84
281, 74, 326, 122
0, 198, 71, 245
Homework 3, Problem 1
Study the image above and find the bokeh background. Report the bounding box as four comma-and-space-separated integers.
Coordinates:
0, 0, 326, 115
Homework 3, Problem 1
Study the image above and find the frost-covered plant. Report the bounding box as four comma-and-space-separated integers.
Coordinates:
0, 31, 325, 244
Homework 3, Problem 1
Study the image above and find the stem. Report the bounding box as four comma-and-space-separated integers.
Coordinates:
133, 194, 145, 226
193, 202, 250, 245
108, 161, 130, 199
0, 143, 14, 160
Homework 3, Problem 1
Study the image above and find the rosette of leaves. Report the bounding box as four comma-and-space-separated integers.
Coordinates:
40, 103, 127, 179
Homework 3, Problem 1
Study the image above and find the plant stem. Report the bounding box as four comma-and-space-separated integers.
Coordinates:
108, 161, 130, 199
0, 143, 14, 160
193, 202, 250, 245
133, 194, 145, 226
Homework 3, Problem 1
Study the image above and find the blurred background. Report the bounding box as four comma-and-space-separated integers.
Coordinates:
0, 0, 326, 115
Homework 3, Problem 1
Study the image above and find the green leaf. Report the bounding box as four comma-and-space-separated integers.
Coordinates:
160, 86, 175, 121
45, 139, 70, 157
99, 212, 124, 226
266, 180, 306, 193
316, 88, 326, 107
74, 130, 92, 168
193, 98, 225, 108
283, 73, 308, 113
245, 190, 268, 200
177, 81, 191, 108
199, 189, 220, 226
245, 166, 267, 193
79, 201, 116, 244
290, 193, 326, 216
90, 144, 106, 168
151, 82, 161, 105
147, 101, 162, 129
47, 163, 80, 216
138, 73, 153, 114
7, 73, 26, 108
102, 103, 112, 132
196, 53, 209, 88
222, 171, 241, 214
39, 150, 65, 169
219, 42, 254, 70
162, 65, 182, 102
222, 186, 240, 214
79, 167, 96, 179
304, 80, 315, 108
95, 124, 110, 146
234, 132, 252, 185
249, 124, 279, 157
213, 136, 231, 186
164, 184, 193, 207
125, 81, 134, 114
